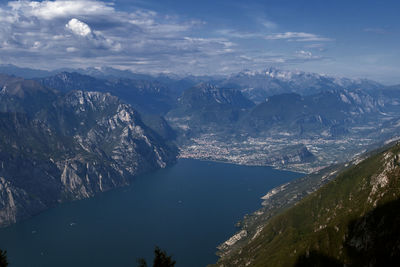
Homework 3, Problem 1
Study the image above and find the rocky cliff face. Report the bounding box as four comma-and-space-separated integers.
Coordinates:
0, 75, 177, 227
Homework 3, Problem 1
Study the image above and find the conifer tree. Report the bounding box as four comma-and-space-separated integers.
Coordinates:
137, 246, 175, 267
153, 246, 175, 267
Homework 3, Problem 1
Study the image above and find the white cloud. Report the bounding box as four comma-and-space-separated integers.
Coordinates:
0, 0, 236, 74
216, 29, 263, 39
0, 1, 197, 53
259, 19, 277, 30
8, 0, 114, 20
66, 18, 91, 37
64, 18, 120, 51
66, 47, 77, 52
363, 28, 389, 34
297, 50, 312, 57
295, 50, 324, 61
0, 0, 331, 75
265, 32, 332, 42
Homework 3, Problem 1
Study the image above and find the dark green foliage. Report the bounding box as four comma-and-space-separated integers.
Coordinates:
295, 251, 342, 267
345, 198, 400, 266
137, 247, 175, 267
294, 199, 400, 267
0, 249, 8, 267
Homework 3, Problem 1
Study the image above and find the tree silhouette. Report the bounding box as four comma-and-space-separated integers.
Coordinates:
153, 246, 175, 267
137, 246, 175, 267
0, 249, 8, 267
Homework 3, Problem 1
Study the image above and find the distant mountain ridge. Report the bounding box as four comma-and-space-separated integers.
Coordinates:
220, 67, 384, 103
242, 88, 382, 137
1, 64, 390, 98
37, 71, 178, 115
3, 65, 400, 172
167, 83, 386, 139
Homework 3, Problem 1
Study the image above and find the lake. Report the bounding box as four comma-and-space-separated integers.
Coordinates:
0, 159, 302, 267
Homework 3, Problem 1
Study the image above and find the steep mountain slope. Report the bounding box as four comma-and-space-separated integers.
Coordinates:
0, 74, 177, 227
37, 72, 179, 145
178, 83, 254, 110
166, 83, 254, 134
242, 89, 381, 137
166, 81, 386, 140
214, 142, 400, 266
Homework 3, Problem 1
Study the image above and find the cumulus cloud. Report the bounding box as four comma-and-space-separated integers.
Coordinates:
0, 0, 243, 74
265, 32, 332, 42
64, 18, 120, 50
66, 18, 91, 37
8, 0, 114, 20
296, 50, 313, 58
0, 1, 210, 69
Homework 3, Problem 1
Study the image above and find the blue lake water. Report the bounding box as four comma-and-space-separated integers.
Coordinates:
0, 159, 302, 267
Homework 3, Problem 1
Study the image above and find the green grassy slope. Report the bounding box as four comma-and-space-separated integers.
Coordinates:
215, 143, 400, 266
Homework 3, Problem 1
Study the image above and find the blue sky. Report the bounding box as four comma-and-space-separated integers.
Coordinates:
0, 0, 399, 83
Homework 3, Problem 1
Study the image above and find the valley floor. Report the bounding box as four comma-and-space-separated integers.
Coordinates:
178, 130, 398, 173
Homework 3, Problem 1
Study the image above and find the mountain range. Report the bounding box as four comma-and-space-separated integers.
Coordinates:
4, 64, 400, 170
218, 67, 383, 103
1, 64, 400, 229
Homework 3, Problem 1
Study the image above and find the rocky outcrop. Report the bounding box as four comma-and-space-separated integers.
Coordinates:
264, 145, 315, 166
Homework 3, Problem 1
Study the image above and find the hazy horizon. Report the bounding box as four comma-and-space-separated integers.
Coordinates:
0, 0, 399, 83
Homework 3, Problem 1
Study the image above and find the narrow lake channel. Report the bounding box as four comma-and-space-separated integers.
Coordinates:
0, 159, 302, 267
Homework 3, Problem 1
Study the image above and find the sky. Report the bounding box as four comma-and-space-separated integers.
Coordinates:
0, 0, 399, 84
